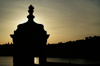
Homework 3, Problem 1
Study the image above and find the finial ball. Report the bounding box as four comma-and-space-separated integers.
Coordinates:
29, 5, 34, 9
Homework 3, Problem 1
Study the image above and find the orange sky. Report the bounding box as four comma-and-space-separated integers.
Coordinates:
0, 0, 100, 44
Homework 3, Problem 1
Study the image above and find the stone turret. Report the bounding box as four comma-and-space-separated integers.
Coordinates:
10, 5, 49, 66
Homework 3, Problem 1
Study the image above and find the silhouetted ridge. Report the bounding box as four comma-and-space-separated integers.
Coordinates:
47, 36, 100, 59
0, 36, 100, 61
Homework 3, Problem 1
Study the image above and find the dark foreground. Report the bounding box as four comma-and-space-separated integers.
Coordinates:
34, 62, 100, 66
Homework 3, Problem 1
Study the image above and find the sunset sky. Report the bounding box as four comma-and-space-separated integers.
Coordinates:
0, 0, 100, 44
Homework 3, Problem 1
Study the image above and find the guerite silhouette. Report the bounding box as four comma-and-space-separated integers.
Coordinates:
10, 5, 50, 66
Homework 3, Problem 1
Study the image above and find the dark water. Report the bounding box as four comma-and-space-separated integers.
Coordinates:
0, 56, 100, 66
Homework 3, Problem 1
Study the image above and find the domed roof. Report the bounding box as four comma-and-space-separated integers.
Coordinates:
13, 5, 47, 37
